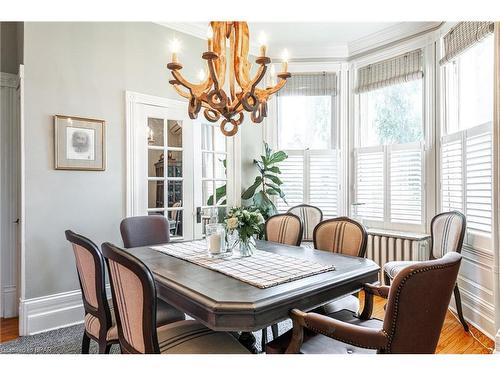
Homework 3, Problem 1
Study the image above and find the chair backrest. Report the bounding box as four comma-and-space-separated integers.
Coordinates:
287, 204, 323, 241
382, 252, 462, 353
101, 242, 159, 354
65, 230, 112, 338
120, 215, 170, 248
430, 211, 466, 259
265, 213, 303, 246
313, 217, 367, 257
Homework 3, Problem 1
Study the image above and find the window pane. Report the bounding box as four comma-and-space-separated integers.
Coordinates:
167, 120, 183, 148
359, 80, 423, 147
167, 151, 182, 177
278, 95, 333, 150
214, 153, 226, 179
167, 180, 183, 208
148, 180, 163, 209
201, 123, 213, 150
148, 150, 164, 178
167, 209, 183, 238
147, 118, 164, 147
457, 36, 494, 131
202, 152, 213, 178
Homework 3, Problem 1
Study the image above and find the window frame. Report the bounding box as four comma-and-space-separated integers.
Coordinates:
438, 37, 494, 252
266, 61, 347, 217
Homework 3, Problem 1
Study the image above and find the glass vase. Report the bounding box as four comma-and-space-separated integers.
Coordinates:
239, 236, 256, 257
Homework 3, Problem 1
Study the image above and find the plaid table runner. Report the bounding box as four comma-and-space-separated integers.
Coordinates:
151, 240, 335, 289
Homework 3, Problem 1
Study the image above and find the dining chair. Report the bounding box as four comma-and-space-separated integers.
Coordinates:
381, 211, 469, 331
120, 215, 187, 324
266, 252, 462, 354
287, 204, 323, 243
65, 230, 118, 354
265, 213, 303, 246
312, 217, 368, 314
260, 213, 303, 347
101, 242, 250, 354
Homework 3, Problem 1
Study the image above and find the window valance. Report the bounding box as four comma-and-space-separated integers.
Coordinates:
354, 49, 423, 94
439, 21, 494, 65
278, 72, 337, 96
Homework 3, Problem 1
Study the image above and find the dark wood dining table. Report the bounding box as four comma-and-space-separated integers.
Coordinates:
123, 239, 379, 353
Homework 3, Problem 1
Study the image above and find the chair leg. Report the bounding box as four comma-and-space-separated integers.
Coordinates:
453, 284, 469, 332
261, 328, 268, 351
81, 332, 91, 354
99, 342, 112, 354
383, 271, 391, 286
271, 323, 279, 340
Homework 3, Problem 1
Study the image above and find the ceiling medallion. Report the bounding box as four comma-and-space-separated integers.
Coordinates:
167, 21, 291, 136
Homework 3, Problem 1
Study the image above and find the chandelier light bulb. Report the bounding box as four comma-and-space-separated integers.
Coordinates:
258, 32, 268, 57
281, 49, 289, 72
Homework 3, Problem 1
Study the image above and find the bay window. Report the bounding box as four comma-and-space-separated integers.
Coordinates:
276, 72, 339, 218
354, 49, 425, 230
440, 23, 494, 250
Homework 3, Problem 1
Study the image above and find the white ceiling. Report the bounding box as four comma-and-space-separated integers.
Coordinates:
161, 22, 441, 59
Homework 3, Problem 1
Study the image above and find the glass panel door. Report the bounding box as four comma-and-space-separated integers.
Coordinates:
194, 122, 230, 238
140, 104, 194, 240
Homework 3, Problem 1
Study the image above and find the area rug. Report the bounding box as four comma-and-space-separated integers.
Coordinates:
0, 319, 292, 354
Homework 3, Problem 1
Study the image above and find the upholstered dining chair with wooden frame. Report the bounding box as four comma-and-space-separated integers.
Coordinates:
101, 242, 250, 354
265, 213, 303, 246
120, 215, 187, 325
381, 211, 468, 331
287, 204, 323, 243
266, 252, 462, 354
65, 230, 118, 354
312, 217, 368, 314
260, 213, 303, 347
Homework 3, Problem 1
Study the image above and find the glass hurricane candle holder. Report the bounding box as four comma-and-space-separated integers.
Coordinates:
205, 223, 230, 258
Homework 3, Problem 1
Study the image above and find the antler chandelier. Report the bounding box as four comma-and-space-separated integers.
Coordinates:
167, 22, 291, 136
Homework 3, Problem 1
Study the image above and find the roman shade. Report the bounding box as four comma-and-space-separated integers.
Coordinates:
278, 72, 337, 96
354, 49, 424, 94
440, 22, 494, 65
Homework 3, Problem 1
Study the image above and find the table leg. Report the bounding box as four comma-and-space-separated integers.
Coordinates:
238, 332, 259, 354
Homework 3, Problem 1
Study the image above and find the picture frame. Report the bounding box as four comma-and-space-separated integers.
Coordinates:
54, 115, 106, 171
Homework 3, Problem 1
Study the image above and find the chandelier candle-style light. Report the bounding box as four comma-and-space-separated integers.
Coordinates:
167, 22, 291, 136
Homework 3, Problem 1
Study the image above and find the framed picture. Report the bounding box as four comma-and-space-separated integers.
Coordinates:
54, 115, 106, 171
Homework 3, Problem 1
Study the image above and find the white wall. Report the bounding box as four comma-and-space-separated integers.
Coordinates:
22, 22, 206, 300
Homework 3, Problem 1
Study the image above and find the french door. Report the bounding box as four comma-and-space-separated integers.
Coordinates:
126, 92, 235, 241
127, 95, 194, 240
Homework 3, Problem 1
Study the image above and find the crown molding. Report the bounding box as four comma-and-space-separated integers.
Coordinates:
156, 22, 443, 61
348, 22, 443, 56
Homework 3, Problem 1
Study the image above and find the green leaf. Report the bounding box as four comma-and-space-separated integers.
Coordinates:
241, 177, 262, 200
214, 185, 226, 205
268, 151, 288, 164
264, 142, 272, 158
267, 166, 281, 174
264, 174, 283, 186
265, 188, 279, 196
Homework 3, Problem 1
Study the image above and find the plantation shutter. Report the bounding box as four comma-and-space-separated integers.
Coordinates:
440, 22, 494, 65
276, 152, 304, 213
440, 123, 492, 235
390, 143, 424, 224
465, 125, 492, 234
355, 147, 384, 221
309, 151, 339, 218
440, 134, 464, 212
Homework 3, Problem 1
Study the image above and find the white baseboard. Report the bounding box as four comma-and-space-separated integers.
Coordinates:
19, 286, 111, 336
2, 285, 18, 318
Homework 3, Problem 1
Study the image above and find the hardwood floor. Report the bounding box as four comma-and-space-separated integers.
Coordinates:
0, 297, 495, 353
0, 318, 19, 344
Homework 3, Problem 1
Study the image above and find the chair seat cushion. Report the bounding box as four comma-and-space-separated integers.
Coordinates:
156, 298, 186, 326
383, 261, 419, 280
266, 310, 382, 354
156, 320, 250, 354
